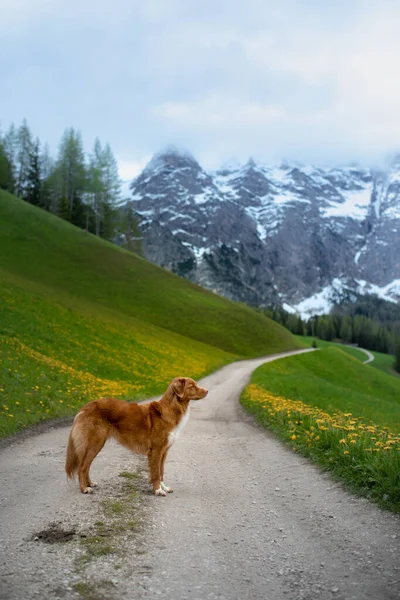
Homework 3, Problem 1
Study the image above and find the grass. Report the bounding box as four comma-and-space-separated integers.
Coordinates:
297, 335, 372, 362
0, 275, 235, 437
75, 469, 144, 576
0, 191, 297, 356
298, 335, 398, 377
368, 350, 400, 377
241, 347, 400, 511
0, 191, 299, 438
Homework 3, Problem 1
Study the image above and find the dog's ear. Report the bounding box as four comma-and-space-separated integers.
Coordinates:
172, 377, 186, 399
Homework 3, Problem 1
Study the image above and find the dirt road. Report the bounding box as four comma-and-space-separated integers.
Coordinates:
0, 349, 399, 600
358, 348, 375, 364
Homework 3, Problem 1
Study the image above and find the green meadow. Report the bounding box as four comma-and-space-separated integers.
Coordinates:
0, 191, 299, 438
298, 335, 399, 377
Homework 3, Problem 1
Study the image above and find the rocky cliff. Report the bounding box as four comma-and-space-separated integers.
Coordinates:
127, 149, 400, 316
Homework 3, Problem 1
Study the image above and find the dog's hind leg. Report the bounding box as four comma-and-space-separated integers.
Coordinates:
160, 448, 173, 493
78, 432, 107, 494
148, 445, 168, 496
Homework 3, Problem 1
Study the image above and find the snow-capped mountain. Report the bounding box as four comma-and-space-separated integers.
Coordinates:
127, 149, 400, 314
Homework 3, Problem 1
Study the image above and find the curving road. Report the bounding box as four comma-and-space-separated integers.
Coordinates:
0, 348, 399, 600
358, 347, 375, 364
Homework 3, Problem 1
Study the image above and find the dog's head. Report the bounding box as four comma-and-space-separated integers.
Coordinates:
170, 377, 208, 402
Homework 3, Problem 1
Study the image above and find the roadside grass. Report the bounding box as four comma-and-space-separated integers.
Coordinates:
72, 468, 146, 597
241, 347, 400, 511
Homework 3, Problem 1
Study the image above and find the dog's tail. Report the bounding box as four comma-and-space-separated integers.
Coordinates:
65, 425, 79, 479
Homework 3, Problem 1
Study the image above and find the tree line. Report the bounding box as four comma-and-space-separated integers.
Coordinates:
0, 119, 127, 240
264, 302, 400, 373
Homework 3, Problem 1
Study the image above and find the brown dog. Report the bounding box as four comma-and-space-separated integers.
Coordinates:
65, 377, 208, 496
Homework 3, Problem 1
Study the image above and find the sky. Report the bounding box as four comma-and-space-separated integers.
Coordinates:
1, 0, 400, 185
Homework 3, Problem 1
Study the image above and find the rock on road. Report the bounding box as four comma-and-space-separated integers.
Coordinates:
0, 349, 399, 600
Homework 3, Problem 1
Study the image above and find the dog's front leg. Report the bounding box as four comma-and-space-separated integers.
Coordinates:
160, 447, 173, 493
148, 446, 167, 496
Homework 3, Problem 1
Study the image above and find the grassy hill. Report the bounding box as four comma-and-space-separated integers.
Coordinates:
0, 191, 299, 437
241, 347, 400, 510
298, 335, 399, 378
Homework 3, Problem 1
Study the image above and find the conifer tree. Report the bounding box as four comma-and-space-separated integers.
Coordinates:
87, 139, 121, 238
339, 315, 352, 343
296, 316, 304, 335
2, 123, 18, 192
25, 138, 42, 206
16, 119, 33, 198
0, 142, 14, 191
55, 127, 86, 221
394, 343, 400, 374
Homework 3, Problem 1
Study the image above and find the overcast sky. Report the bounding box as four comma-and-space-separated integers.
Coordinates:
1, 0, 400, 183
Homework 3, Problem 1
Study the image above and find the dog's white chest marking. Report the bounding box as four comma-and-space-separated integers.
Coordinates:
168, 407, 190, 446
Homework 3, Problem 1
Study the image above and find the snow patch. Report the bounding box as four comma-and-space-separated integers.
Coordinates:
287, 277, 400, 319
323, 186, 371, 220
287, 279, 347, 319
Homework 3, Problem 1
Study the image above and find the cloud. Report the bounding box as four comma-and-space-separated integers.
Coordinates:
118, 157, 151, 181
1, 0, 400, 170
118, 157, 152, 196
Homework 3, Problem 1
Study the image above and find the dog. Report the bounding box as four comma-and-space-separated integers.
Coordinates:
65, 377, 208, 496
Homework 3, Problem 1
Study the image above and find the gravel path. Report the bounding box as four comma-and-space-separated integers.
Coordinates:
358, 348, 375, 364
0, 349, 399, 600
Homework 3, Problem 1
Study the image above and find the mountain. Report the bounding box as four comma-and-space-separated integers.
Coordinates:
127, 149, 400, 316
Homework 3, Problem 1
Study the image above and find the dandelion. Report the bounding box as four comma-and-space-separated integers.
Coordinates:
343, 450, 349, 455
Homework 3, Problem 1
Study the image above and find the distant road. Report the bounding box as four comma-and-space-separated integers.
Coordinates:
1, 347, 399, 600
358, 347, 375, 364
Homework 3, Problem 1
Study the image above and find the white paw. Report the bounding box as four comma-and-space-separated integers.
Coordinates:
155, 487, 167, 496
89, 481, 98, 488
83, 486, 93, 494
161, 481, 174, 493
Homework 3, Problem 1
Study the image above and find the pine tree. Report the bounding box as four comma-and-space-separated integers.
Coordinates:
339, 315, 352, 343
87, 139, 121, 238
2, 123, 18, 192
306, 319, 313, 336
55, 127, 86, 221
317, 316, 336, 341
0, 142, 14, 191
16, 119, 33, 198
101, 143, 121, 239
40, 143, 55, 210
317, 317, 328, 340
286, 314, 298, 334
25, 138, 42, 206
394, 343, 400, 374
296, 316, 304, 335
88, 138, 104, 236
